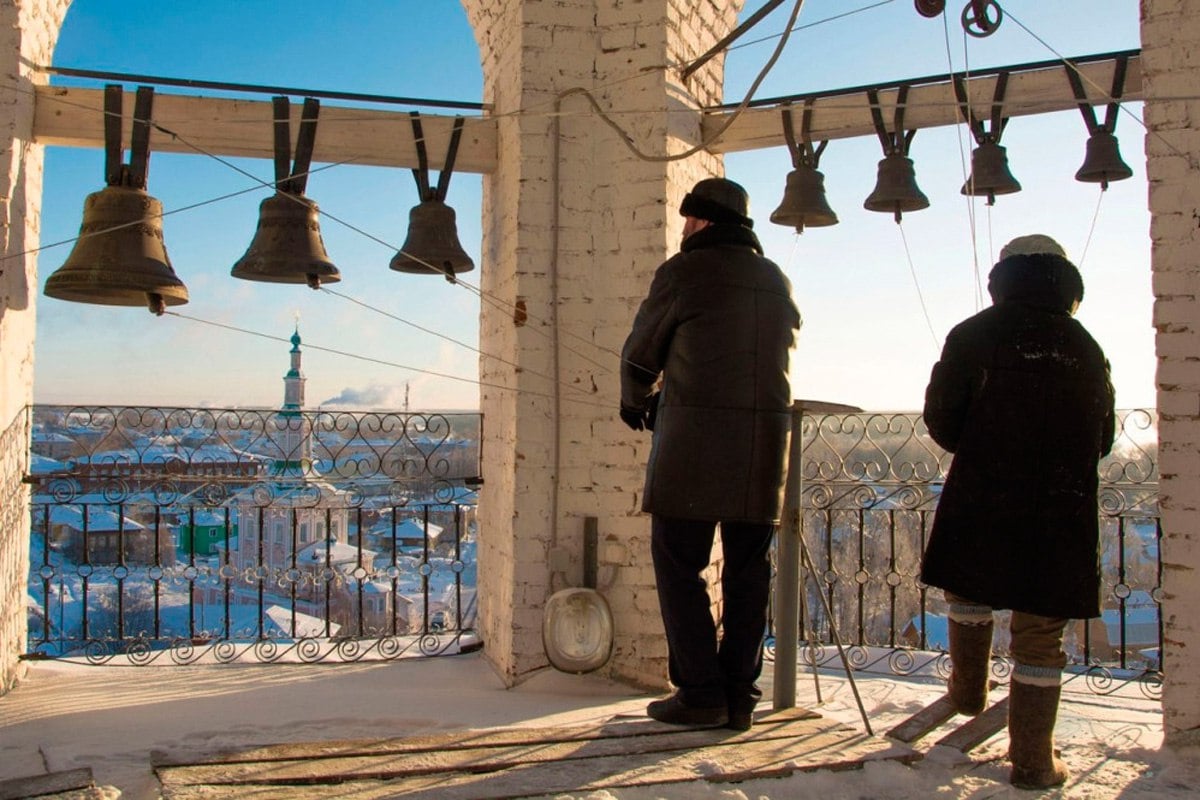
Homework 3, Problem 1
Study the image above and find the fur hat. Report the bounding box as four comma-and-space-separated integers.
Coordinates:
999, 234, 1067, 260
989, 235, 1083, 312
680, 177, 754, 228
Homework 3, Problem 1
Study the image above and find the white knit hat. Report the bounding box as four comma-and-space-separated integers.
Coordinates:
999, 234, 1067, 260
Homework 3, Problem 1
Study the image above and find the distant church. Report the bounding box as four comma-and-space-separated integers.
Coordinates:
216, 327, 388, 636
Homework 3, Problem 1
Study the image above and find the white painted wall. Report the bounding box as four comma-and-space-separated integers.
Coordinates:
462, 0, 741, 687
0, 0, 70, 694
1143, 0, 1200, 745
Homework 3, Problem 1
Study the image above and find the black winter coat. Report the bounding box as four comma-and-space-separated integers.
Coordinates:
620, 223, 801, 523
920, 262, 1115, 619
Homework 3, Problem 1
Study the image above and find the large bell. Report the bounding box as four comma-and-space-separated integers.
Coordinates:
770, 165, 838, 232
1075, 129, 1133, 189
232, 193, 340, 289
864, 153, 929, 223
43, 184, 188, 315
961, 141, 1021, 204
389, 200, 474, 283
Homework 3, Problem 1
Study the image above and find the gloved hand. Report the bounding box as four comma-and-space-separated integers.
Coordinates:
645, 392, 660, 432
619, 405, 645, 431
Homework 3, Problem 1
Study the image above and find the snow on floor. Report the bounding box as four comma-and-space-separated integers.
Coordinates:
1, 651, 1196, 799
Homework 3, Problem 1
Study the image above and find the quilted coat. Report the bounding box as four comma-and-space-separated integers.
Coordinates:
620, 223, 801, 524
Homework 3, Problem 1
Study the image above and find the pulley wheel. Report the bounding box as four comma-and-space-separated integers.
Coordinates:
961, 0, 1003, 37
914, 0, 946, 18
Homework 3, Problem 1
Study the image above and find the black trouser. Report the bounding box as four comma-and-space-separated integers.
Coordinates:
650, 515, 775, 710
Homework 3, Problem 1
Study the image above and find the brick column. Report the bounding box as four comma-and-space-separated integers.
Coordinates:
461, 0, 743, 686
1142, 0, 1200, 744
0, 0, 70, 695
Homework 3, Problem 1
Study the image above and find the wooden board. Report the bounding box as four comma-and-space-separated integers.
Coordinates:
885, 694, 959, 744
33, 86, 497, 173
704, 54, 1143, 154
157, 707, 919, 800
152, 709, 818, 767
0, 767, 94, 800
934, 697, 1010, 753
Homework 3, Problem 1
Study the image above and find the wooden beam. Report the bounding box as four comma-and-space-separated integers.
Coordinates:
33, 86, 498, 173
702, 53, 1143, 154
31, 53, 1140, 171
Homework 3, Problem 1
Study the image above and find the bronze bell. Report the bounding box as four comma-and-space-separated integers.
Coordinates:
44, 184, 188, 315
1075, 130, 1133, 189
232, 193, 340, 289
961, 141, 1021, 205
770, 165, 838, 232
864, 153, 929, 223
389, 200, 474, 283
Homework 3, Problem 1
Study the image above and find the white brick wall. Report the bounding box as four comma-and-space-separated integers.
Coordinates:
1143, 0, 1200, 744
462, 0, 742, 688
0, 0, 71, 696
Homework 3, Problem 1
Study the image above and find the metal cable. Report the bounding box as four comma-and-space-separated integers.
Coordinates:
164, 310, 613, 410
898, 221, 942, 353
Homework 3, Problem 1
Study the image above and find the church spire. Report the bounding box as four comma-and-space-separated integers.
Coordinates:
282, 323, 306, 414
274, 319, 313, 476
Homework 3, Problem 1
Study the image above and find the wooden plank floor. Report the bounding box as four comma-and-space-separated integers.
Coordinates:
155, 707, 919, 799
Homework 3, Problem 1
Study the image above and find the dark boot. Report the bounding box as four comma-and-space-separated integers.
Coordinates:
647, 692, 728, 726
947, 619, 993, 715
1008, 681, 1069, 790
725, 684, 762, 731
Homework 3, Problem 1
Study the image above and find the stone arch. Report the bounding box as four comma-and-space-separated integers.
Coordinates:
3, 0, 1200, 746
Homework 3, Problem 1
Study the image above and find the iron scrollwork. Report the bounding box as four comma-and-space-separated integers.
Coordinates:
24, 404, 482, 666
773, 409, 1162, 698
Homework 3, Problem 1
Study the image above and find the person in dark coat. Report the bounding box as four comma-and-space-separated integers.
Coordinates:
920, 234, 1115, 790
620, 177, 801, 731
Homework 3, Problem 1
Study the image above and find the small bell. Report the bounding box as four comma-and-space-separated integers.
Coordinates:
770, 165, 838, 232
389, 200, 474, 283
1064, 55, 1134, 191
44, 184, 188, 315
232, 193, 340, 289
864, 153, 929, 223
961, 141, 1021, 205
1075, 129, 1133, 190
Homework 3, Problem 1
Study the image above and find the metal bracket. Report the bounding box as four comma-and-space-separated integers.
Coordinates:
867, 85, 917, 157
953, 70, 1010, 145
780, 99, 828, 169
408, 111, 465, 202
270, 96, 320, 195
103, 84, 155, 189
1066, 55, 1129, 134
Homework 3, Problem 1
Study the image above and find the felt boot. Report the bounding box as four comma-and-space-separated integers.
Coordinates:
1008, 681, 1069, 790
947, 618, 993, 715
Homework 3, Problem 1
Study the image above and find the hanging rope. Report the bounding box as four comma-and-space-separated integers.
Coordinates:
897, 223, 942, 353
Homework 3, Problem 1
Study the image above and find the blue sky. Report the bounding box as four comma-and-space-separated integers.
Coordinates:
33, 1, 1150, 412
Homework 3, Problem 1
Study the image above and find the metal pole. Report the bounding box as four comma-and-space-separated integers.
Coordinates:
773, 400, 863, 713
799, 534, 874, 736
772, 402, 806, 710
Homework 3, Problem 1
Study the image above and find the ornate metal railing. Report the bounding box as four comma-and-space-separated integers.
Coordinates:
1, 408, 32, 691
24, 405, 481, 665
767, 408, 1161, 699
